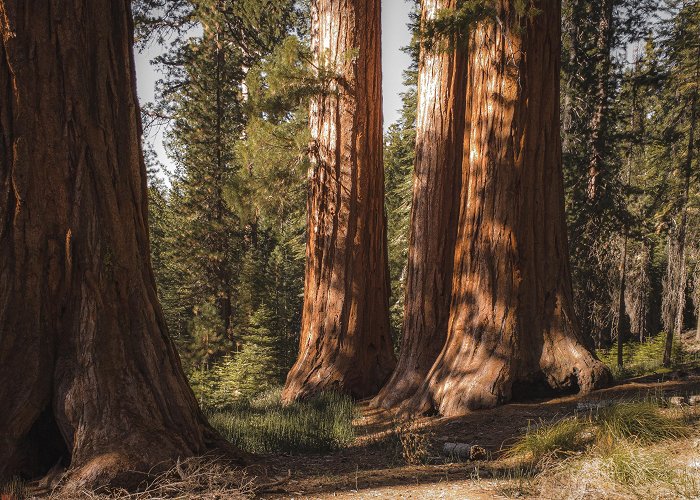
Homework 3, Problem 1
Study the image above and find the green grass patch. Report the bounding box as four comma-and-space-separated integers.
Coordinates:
596, 402, 690, 445
507, 418, 589, 462
509, 399, 692, 466
208, 388, 354, 454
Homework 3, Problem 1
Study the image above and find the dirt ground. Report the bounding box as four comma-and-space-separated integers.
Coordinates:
257, 369, 700, 499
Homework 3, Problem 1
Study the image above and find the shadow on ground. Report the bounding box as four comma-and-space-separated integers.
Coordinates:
257, 369, 700, 498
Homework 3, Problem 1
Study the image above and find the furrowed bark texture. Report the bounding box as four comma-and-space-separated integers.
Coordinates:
411, 0, 610, 417
372, 0, 466, 410
0, 0, 242, 490
281, 0, 395, 402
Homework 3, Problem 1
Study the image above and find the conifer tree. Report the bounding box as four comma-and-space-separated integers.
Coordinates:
658, 0, 699, 365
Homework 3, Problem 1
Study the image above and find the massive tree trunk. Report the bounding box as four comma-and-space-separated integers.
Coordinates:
372, 0, 466, 410
409, 1, 610, 417
0, 0, 242, 490
281, 0, 395, 402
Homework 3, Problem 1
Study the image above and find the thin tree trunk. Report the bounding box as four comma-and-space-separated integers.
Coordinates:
586, 0, 616, 201
409, 0, 610, 416
281, 0, 395, 402
696, 297, 700, 342
617, 65, 638, 366
616, 234, 629, 367
372, 0, 466, 410
0, 0, 242, 490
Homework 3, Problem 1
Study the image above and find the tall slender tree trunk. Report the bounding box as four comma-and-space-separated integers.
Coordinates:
586, 0, 616, 201
616, 69, 638, 367
694, 265, 700, 341
409, 1, 610, 416
281, 0, 395, 402
616, 234, 629, 367
0, 0, 242, 490
372, 0, 466, 410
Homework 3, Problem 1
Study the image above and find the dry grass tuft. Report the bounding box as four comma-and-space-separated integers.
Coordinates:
506, 417, 589, 463
596, 401, 690, 445
43, 458, 258, 499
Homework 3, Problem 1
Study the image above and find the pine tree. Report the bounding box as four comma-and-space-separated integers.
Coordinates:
228, 306, 282, 399
658, 0, 699, 365
138, 0, 302, 378
562, 0, 657, 348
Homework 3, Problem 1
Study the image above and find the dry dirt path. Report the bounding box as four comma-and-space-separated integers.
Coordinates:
261, 370, 700, 499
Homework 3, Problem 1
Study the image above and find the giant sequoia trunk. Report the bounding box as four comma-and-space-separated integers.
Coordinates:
372, 0, 466, 409
0, 0, 242, 490
281, 0, 395, 402
410, 1, 610, 416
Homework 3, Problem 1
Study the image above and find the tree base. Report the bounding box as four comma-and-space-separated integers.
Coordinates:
2, 405, 249, 494
406, 341, 611, 417
281, 360, 393, 404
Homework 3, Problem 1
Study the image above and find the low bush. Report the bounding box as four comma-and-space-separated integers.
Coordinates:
598, 334, 694, 380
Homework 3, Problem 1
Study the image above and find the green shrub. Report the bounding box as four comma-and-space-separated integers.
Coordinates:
598, 334, 691, 379
224, 306, 282, 400
185, 307, 288, 411
208, 389, 354, 454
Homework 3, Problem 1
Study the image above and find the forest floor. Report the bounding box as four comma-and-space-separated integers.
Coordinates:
258, 366, 700, 499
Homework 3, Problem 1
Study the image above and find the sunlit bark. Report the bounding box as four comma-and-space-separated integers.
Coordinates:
282, 0, 395, 402
373, 0, 466, 410
410, 0, 610, 416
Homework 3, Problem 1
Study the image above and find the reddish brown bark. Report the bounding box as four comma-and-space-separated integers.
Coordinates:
372, 0, 466, 410
0, 0, 242, 490
410, 1, 610, 416
281, 0, 395, 402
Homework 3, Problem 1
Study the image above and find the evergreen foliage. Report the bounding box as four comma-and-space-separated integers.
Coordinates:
136, 0, 308, 401
383, 2, 420, 346
136, 0, 700, 400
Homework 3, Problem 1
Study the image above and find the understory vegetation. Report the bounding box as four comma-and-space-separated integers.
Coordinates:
598, 333, 700, 379
503, 400, 699, 498
207, 389, 355, 454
